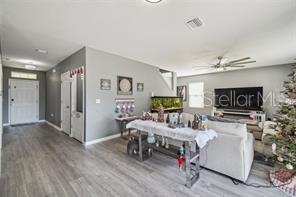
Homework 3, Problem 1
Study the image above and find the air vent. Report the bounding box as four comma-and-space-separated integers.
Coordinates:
186, 17, 204, 30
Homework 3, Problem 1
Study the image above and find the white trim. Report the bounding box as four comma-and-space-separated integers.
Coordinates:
84, 130, 136, 146
45, 121, 62, 131
3, 119, 45, 127
84, 133, 121, 146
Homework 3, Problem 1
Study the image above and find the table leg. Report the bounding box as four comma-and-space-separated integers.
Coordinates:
120, 121, 123, 137
185, 142, 200, 188
185, 141, 191, 188
138, 130, 143, 161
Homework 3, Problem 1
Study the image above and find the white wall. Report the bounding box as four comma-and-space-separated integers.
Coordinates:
177, 64, 292, 119
85, 47, 175, 142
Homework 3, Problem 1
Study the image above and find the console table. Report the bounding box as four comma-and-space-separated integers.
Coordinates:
115, 116, 138, 138
126, 120, 217, 188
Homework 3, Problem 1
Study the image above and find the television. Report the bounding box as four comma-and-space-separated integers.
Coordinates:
214, 87, 263, 111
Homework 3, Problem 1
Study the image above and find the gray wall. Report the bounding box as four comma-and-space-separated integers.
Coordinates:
177, 64, 292, 119
85, 47, 175, 142
46, 47, 86, 126
2, 67, 46, 123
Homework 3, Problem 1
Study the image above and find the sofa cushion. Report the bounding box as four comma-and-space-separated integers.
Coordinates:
208, 120, 248, 140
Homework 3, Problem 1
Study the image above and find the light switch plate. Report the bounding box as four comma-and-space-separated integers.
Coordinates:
96, 99, 101, 104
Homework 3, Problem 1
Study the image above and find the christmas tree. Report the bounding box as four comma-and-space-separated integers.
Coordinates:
270, 65, 296, 171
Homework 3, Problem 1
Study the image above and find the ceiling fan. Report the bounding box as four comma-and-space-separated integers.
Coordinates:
193, 56, 256, 71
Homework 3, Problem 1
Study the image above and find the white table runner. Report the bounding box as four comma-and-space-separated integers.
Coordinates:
126, 120, 217, 148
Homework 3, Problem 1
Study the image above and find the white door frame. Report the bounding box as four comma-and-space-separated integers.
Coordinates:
61, 71, 71, 136
70, 74, 84, 142
8, 78, 39, 125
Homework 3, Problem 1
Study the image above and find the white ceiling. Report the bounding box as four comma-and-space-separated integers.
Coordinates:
0, 0, 296, 76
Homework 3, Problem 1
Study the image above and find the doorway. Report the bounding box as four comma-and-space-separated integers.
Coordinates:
9, 79, 39, 125
60, 71, 84, 142
61, 72, 71, 135
71, 73, 84, 142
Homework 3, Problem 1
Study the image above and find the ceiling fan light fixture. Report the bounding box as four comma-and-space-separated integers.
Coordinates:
145, 0, 162, 3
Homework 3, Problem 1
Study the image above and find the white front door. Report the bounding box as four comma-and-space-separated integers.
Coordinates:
61, 72, 71, 135
9, 79, 39, 125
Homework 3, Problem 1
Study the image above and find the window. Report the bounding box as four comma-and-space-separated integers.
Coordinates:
159, 69, 173, 90
189, 82, 204, 108
11, 71, 37, 80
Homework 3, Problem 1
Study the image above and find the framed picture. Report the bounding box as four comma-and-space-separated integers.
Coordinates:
177, 85, 187, 102
117, 76, 133, 95
100, 79, 111, 90
137, 83, 144, 92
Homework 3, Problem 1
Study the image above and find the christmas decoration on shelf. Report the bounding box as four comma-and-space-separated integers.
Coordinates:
268, 65, 296, 193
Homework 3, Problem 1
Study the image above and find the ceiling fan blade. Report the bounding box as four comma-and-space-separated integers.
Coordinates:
230, 60, 256, 65
192, 65, 212, 68
193, 67, 211, 70
227, 65, 245, 67
228, 57, 251, 64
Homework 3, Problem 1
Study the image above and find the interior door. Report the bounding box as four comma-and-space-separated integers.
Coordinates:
71, 74, 84, 142
10, 79, 39, 125
61, 72, 71, 135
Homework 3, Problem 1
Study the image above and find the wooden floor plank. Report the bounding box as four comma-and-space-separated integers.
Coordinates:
0, 123, 287, 197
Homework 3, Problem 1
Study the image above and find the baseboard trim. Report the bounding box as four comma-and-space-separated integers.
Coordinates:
45, 121, 62, 131
84, 130, 136, 146
84, 133, 121, 146
3, 120, 46, 127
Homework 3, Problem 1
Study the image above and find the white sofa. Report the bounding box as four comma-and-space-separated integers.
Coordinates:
151, 112, 254, 182
201, 120, 254, 182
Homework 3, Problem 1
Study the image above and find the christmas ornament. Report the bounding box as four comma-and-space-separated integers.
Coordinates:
166, 113, 170, 124
187, 120, 191, 128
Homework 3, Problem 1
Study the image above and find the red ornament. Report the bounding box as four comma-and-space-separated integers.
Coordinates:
178, 156, 184, 169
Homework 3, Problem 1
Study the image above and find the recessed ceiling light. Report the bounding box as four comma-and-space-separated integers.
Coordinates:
24, 64, 36, 70
146, 0, 162, 3
36, 48, 48, 54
